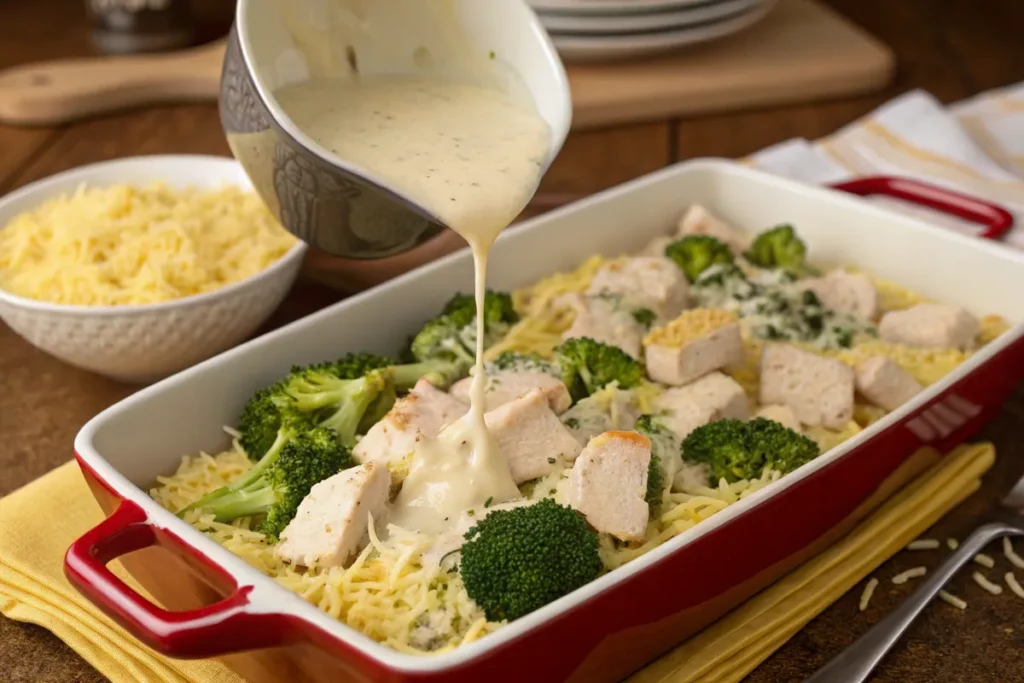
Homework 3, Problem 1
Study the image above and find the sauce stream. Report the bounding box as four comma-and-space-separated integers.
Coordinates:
274, 61, 551, 534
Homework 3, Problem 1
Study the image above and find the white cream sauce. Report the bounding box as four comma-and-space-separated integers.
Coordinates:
272, 8, 551, 535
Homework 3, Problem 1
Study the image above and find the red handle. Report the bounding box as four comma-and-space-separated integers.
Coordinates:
64, 499, 289, 658
832, 176, 1014, 240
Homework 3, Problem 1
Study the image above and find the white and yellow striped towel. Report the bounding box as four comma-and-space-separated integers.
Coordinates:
748, 81, 1024, 249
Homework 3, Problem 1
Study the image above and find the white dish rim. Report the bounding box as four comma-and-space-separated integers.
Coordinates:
74, 157, 1024, 674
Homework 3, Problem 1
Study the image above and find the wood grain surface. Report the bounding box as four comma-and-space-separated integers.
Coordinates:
1, 1, 1023, 681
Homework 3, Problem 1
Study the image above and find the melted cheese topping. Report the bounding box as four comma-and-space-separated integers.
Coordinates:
151, 257, 1010, 654
0, 183, 296, 306
643, 307, 738, 348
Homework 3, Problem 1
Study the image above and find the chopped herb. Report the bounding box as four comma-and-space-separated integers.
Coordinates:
631, 308, 657, 329
484, 496, 493, 508
564, 417, 580, 429
549, 488, 557, 495
467, 510, 476, 517
488, 50, 496, 59
547, 457, 557, 464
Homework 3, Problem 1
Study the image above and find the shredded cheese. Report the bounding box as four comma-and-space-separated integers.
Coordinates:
892, 567, 927, 584
939, 590, 967, 610
859, 578, 879, 611
972, 571, 1003, 595
151, 440, 498, 655
906, 539, 940, 551
0, 182, 296, 306
146, 249, 1006, 655
1005, 573, 1024, 600
1004, 538, 1024, 569
973, 553, 996, 569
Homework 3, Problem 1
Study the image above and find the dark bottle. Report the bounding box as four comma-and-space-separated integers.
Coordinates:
87, 0, 195, 55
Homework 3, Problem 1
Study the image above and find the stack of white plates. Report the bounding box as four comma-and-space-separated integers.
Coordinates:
531, 0, 777, 63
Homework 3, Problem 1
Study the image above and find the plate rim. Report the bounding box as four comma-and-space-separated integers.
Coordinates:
531, 0, 741, 17
541, 0, 759, 36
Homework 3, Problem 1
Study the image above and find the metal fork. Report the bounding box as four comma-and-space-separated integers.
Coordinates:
804, 475, 1024, 683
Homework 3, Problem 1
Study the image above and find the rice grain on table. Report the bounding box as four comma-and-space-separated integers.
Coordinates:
892, 567, 927, 584
972, 571, 1003, 595
1005, 573, 1024, 600
859, 578, 879, 611
1004, 538, 1024, 569
939, 590, 968, 610
973, 553, 996, 569
907, 539, 940, 550
947, 538, 960, 550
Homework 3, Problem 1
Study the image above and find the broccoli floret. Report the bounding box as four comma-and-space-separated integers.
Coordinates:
744, 417, 821, 474
634, 415, 679, 505
682, 419, 759, 483
682, 418, 820, 484
281, 365, 394, 448
389, 359, 465, 392
326, 352, 394, 378
409, 291, 519, 370
180, 426, 350, 537
490, 351, 559, 376
744, 224, 808, 273
459, 499, 602, 621
665, 235, 734, 283
237, 382, 305, 461
554, 337, 642, 404
443, 290, 517, 325
631, 308, 657, 330
236, 353, 393, 460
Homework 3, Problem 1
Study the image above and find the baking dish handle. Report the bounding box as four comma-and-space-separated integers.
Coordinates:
64, 499, 288, 658
831, 176, 1014, 240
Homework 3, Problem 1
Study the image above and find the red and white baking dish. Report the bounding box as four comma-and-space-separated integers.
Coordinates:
65, 159, 1024, 683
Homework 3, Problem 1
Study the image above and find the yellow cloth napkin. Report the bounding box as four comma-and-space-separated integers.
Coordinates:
0, 443, 995, 683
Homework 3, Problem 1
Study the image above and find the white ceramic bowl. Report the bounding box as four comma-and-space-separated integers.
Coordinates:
0, 155, 307, 383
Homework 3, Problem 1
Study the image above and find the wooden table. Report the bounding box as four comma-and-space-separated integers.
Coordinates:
2, 1, 1024, 681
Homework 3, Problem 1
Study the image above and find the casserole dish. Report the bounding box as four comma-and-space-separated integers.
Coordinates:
66, 159, 1024, 683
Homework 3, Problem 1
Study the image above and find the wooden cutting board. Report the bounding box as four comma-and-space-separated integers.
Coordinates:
568, 0, 895, 129
0, 0, 892, 130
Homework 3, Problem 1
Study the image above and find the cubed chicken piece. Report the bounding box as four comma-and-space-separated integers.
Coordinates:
759, 344, 854, 429
562, 294, 644, 359
802, 270, 879, 321
652, 372, 749, 440
275, 462, 390, 569
878, 304, 979, 350
485, 389, 582, 483
450, 370, 571, 414
754, 404, 802, 433
353, 379, 467, 469
855, 356, 923, 412
587, 256, 689, 319
676, 205, 748, 254
566, 431, 652, 542
643, 308, 744, 386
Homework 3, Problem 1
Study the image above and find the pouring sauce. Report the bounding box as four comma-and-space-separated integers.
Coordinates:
274, 59, 552, 533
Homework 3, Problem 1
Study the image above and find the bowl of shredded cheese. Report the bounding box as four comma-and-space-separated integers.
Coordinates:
0, 155, 306, 382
